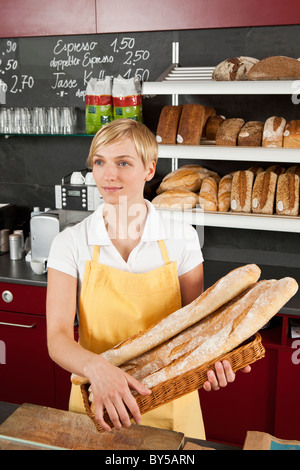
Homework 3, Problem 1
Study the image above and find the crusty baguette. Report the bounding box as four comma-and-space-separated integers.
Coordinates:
218, 174, 233, 212
120, 280, 275, 381
141, 277, 298, 389
100, 264, 261, 367
71, 264, 261, 385
199, 177, 218, 211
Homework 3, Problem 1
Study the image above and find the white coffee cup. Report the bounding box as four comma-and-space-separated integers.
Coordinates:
70, 171, 85, 184
30, 257, 47, 275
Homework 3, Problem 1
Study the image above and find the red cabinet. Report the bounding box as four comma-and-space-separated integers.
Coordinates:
199, 313, 300, 446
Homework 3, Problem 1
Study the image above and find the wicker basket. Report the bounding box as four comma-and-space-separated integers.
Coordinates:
81, 332, 265, 433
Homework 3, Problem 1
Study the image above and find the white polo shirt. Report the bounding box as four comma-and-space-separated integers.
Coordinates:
48, 200, 203, 294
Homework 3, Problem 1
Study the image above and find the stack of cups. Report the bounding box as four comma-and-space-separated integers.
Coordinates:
0, 106, 77, 134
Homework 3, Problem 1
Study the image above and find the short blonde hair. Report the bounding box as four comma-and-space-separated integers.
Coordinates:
86, 119, 158, 168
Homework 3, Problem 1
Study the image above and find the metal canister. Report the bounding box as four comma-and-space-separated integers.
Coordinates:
9, 233, 23, 260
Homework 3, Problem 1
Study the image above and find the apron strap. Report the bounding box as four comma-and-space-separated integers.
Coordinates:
92, 245, 100, 262
158, 240, 170, 265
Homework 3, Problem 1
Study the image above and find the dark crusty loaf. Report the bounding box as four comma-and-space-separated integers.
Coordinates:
248, 56, 300, 80
216, 118, 245, 146
251, 171, 278, 215
176, 104, 205, 145
156, 105, 182, 144
230, 170, 254, 212
205, 115, 226, 140
262, 116, 286, 148
212, 57, 258, 81
238, 121, 264, 146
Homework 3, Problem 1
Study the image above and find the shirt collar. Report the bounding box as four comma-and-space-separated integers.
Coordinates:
87, 200, 169, 246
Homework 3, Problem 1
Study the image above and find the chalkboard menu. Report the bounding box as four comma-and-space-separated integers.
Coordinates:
0, 31, 174, 109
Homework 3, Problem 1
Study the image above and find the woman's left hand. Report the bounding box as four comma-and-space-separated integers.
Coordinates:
203, 361, 251, 392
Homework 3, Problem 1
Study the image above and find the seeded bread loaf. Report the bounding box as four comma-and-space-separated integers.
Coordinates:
251, 171, 278, 214
276, 173, 300, 216
230, 170, 254, 212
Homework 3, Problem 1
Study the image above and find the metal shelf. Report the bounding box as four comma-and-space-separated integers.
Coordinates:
158, 208, 300, 233
142, 66, 297, 95
158, 144, 300, 164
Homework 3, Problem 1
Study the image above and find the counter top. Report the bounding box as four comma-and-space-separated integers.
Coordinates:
0, 254, 47, 287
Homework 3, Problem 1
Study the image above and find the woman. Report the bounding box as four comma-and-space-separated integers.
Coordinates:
46, 119, 248, 437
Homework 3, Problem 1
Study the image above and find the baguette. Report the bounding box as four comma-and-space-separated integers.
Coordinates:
141, 277, 298, 388
120, 280, 275, 381
71, 264, 261, 385
101, 264, 261, 367
217, 174, 233, 212
199, 177, 218, 211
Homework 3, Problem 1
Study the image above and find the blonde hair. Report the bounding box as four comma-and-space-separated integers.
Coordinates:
86, 119, 158, 168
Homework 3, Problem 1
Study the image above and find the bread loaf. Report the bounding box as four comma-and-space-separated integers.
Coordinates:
265, 165, 285, 176
141, 277, 298, 389
218, 174, 233, 212
155, 105, 182, 144
262, 116, 286, 148
251, 171, 278, 214
151, 189, 199, 209
276, 173, 300, 216
205, 114, 226, 140
156, 169, 202, 194
212, 57, 258, 81
216, 118, 245, 146
247, 166, 264, 176
248, 56, 300, 80
238, 121, 264, 146
231, 170, 254, 212
177, 104, 205, 145
162, 164, 220, 181
283, 120, 300, 148
99, 264, 261, 367
286, 165, 300, 178
121, 280, 275, 382
199, 177, 218, 211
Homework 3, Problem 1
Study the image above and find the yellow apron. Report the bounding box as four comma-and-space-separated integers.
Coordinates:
69, 240, 205, 439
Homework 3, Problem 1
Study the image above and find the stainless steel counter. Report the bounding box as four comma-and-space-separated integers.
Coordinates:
0, 254, 47, 287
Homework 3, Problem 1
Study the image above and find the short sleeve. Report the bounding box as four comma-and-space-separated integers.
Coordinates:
47, 228, 79, 279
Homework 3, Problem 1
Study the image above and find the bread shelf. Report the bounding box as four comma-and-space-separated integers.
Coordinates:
158, 208, 300, 233
158, 144, 300, 164
142, 66, 298, 95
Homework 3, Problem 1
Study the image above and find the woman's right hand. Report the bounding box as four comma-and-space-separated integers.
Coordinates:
83, 356, 151, 432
